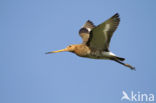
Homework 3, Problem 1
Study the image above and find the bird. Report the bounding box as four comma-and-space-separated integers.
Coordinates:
46, 13, 135, 70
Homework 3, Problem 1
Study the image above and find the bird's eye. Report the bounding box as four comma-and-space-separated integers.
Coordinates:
68, 45, 72, 47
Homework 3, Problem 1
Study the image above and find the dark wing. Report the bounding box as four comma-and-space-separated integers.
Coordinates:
87, 13, 120, 51
83, 20, 95, 30
79, 20, 95, 44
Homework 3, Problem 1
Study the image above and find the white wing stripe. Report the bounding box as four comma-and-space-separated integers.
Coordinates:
103, 24, 110, 44
104, 24, 110, 32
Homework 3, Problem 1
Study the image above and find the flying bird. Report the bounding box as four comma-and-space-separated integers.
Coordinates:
46, 13, 135, 70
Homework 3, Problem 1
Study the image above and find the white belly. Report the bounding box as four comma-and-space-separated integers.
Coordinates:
102, 52, 116, 57
86, 51, 116, 59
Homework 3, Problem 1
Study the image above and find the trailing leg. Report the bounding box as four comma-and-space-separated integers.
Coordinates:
113, 59, 135, 70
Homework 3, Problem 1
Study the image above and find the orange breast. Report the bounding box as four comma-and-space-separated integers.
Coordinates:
74, 45, 91, 57
74, 45, 91, 56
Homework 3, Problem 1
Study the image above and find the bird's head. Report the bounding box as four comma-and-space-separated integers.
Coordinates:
46, 45, 76, 54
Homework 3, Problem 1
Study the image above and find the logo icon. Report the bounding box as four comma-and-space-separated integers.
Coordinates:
121, 91, 131, 101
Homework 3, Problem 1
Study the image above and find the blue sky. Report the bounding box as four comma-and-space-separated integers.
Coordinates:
0, 0, 156, 103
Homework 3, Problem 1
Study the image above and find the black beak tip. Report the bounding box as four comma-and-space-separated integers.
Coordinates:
131, 67, 136, 71
45, 52, 51, 54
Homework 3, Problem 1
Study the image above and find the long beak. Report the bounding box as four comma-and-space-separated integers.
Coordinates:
45, 48, 68, 54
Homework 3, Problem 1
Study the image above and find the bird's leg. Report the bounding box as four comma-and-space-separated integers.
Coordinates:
113, 59, 135, 70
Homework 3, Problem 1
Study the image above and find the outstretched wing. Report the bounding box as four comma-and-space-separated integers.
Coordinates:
79, 20, 95, 44
87, 13, 120, 51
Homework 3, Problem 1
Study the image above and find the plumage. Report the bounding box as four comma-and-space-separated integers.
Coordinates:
83, 20, 95, 30
79, 20, 95, 44
87, 13, 120, 51
46, 13, 135, 70
79, 28, 90, 44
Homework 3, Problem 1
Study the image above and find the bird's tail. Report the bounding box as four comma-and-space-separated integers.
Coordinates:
113, 59, 135, 70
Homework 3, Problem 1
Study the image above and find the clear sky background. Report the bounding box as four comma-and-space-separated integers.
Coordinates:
0, 0, 156, 103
